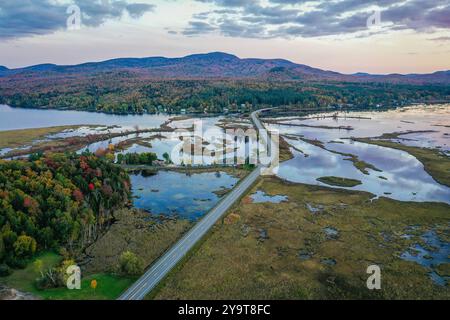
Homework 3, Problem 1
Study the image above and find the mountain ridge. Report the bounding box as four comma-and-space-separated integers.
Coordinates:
1, 52, 449, 84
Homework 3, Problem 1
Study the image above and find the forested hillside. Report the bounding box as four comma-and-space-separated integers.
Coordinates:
1, 76, 449, 115
1, 53, 449, 115
0, 153, 130, 271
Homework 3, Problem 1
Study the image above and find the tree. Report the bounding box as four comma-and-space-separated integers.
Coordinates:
0, 236, 4, 261
117, 153, 124, 164
57, 259, 77, 285
33, 259, 44, 276
119, 152, 157, 165
0, 152, 131, 268
13, 235, 37, 258
105, 153, 115, 163
35, 259, 76, 289
163, 152, 171, 164
118, 251, 143, 276
0, 264, 11, 277
28, 152, 43, 162
72, 189, 84, 202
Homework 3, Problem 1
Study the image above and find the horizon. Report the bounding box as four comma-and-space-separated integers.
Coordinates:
1, 1, 449, 74
2, 51, 450, 76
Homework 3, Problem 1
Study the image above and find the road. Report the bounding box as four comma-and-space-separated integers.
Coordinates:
118, 109, 271, 300
251, 108, 271, 131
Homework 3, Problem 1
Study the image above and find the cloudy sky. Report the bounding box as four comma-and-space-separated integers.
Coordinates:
0, 0, 449, 74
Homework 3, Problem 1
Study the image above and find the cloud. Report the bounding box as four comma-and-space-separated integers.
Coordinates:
428, 36, 450, 42
183, 0, 450, 39
125, 3, 155, 19
196, 0, 257, 7
0, 0, 155, 39
183, 21, 217, 35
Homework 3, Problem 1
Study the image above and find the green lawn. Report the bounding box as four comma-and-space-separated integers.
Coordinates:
0, 252, 62, 293
0, 251, 135, 300
37, 273, 136, 300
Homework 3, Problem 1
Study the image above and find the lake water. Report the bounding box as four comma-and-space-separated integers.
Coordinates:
250, 190, 288, 203
130, 170, 239, 220
2, 104, 450, 205
0, 104, 169, 131
269, 104, 449, 151
77, 123, 240, 164
269, 104, 450, 204
400, 230, 449, 286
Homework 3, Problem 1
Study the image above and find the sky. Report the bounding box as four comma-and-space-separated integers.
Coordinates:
0, 0, 449, 74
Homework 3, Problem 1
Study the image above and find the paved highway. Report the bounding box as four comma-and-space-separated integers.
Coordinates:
251, 108, 270, 131
119, 110, 271, 300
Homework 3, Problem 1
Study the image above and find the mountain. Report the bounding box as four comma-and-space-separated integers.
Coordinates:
0, 66, 8, 72
0, 52, 449, 84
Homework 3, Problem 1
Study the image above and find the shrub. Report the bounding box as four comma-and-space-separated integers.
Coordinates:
35, 268, 61, 290
117, 152, 157, 165
35, 259, 76, 290
5, 256, 27, 269
13, 235, 37, 258
56, 259, 77, 285
0, 236, 4, 261
118, 251, 143, 276
0, 264, 12, 277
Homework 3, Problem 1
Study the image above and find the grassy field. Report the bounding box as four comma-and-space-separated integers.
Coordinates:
170, 166, 251, 179
0, 126, 83, 149
153, 177, 449, 300
36, 274, 136, 300
81, 208, 192, 274
317, 176, 362, 187
279, 136, 294, 162
0, 252, 62, 293
0, 125, 167, 159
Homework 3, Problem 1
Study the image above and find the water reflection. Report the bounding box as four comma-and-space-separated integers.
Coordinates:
250, 190, 288, 203
269, 104, 450, 148
0, 104, 169, 131
131, 170, 239, 220
273, 105, 450, 204
400, 230, 449, 286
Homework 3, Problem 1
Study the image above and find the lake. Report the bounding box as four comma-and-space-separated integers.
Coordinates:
2, 104, 450, 206
268, 104, 450, 204
130, 170, 239, 220
0, 104, 169, 131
